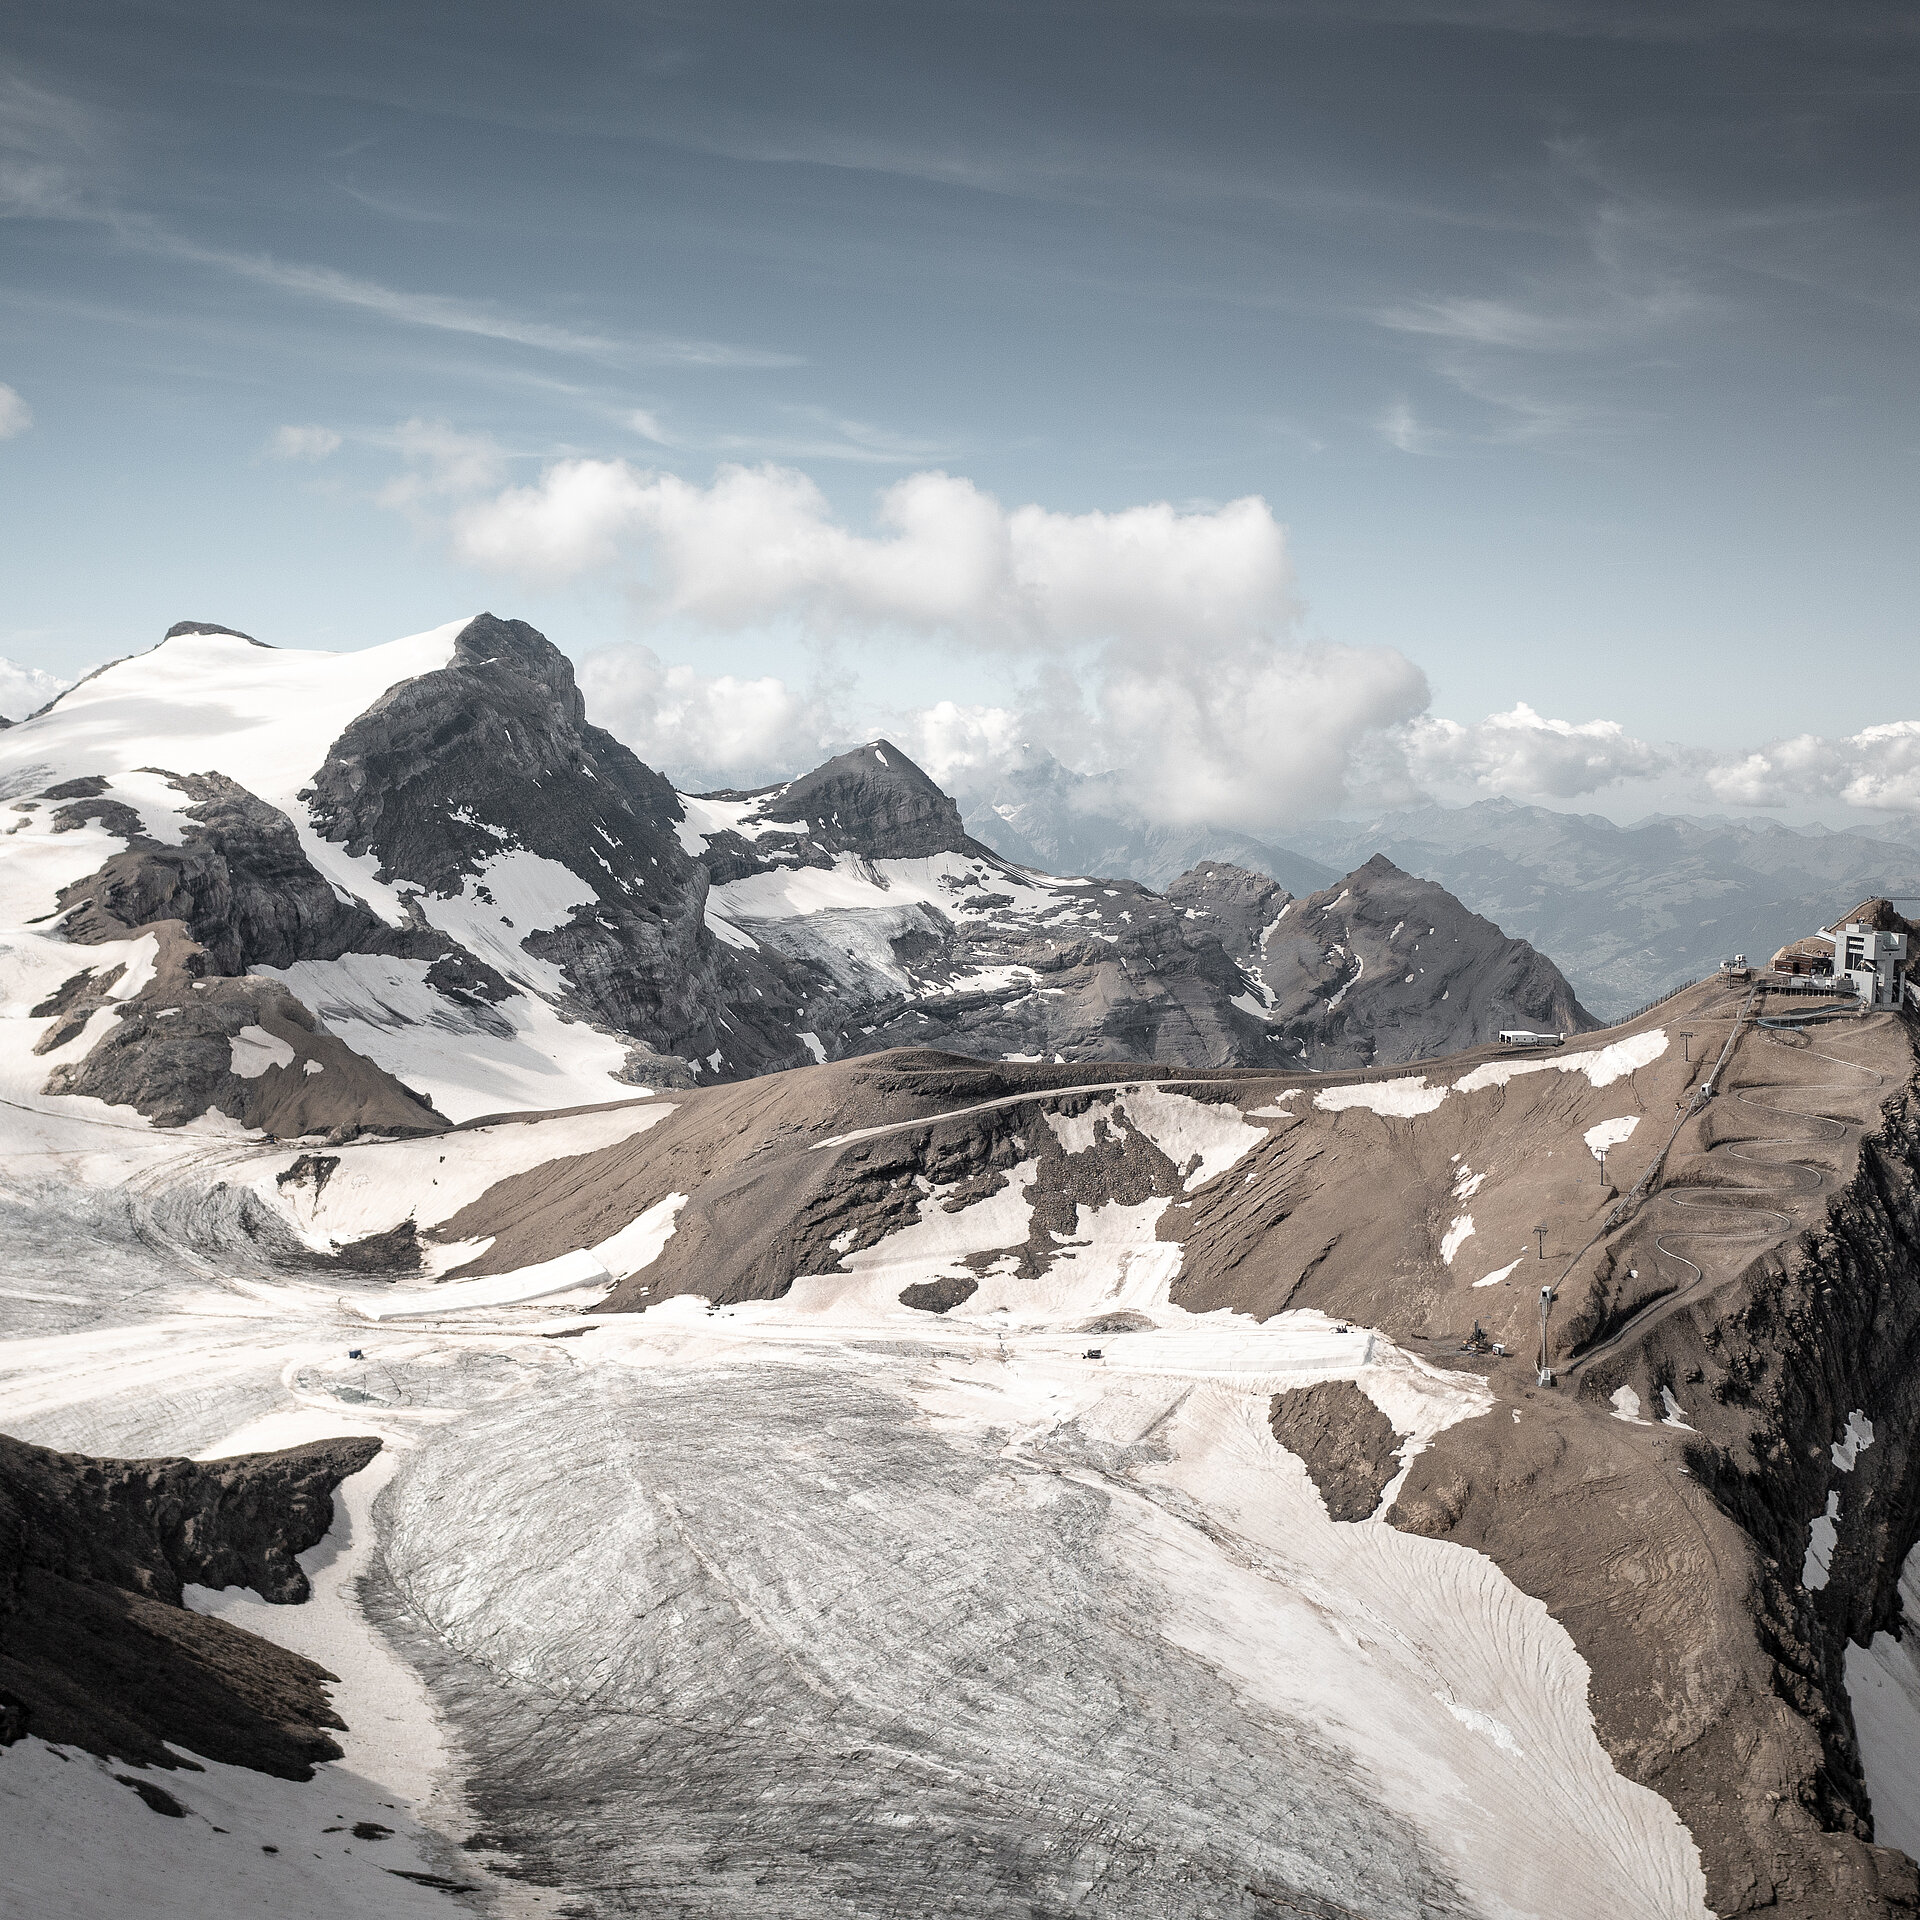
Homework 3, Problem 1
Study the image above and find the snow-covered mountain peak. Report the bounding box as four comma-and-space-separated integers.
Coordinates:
1, 609, 1600, 1146
5, 617, 474, 813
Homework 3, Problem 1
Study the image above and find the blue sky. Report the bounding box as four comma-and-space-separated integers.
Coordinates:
2, 1, 1916, 830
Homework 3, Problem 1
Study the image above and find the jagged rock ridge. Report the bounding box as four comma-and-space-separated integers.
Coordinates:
1, 613, 1594, 1139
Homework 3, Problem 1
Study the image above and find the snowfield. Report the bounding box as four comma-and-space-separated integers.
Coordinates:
0, 621, 471, 929
0, 1080, 1714, 1920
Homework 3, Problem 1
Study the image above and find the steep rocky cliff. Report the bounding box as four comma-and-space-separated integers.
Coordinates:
0, 1433, 379, 1777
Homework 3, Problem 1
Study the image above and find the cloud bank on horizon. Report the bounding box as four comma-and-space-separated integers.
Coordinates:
9, 441, 1918, 833
393, 441, 1920, 829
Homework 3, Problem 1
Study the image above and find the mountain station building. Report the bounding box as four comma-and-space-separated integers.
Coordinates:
1768, 897, 1916, 1011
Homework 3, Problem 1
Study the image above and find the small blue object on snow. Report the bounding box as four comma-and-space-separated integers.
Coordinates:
348, 1348, 363, 1359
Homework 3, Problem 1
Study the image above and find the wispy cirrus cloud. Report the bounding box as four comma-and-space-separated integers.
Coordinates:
1373, 398, 1433, 453
267, 423, 341, 461
0, 383, 32, 439
0, 74, 797, 371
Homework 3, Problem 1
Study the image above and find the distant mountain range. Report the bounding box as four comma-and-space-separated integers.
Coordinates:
1286, 801, 1920, 1018
949, 745, 1336, 897
952, 752, 1920, 1020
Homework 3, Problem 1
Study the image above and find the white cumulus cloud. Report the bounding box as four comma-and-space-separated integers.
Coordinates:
0, 384, 33, 439
440, 458, 1436, 834
0, 654, 68, 719
1401, 702, 1669, 799
882, 700, 1030, 795
269, 423, 341, 461
449, 460, 1296, 650
1706, 722, 1920, 814
575, 644, 841, 793
1094, 639, 1430, 831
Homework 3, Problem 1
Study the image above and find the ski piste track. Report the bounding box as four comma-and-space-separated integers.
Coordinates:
1567, 985, 1900, 1377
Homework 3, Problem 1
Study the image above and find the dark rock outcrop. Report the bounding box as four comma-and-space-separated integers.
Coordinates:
0, 1432, 379, 1777
39, 916, 444, 1137
56, 770, 429, 976
1268, 1381, 1407, 1521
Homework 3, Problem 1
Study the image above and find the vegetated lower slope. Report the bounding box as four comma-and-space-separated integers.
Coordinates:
0, 614, 1596, 1134
1292, 798, 1920, 1019
247, 978, 1920, 1918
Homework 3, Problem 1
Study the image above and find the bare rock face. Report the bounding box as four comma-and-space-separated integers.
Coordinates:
1163, 860, 1291, 969
0, 1432, 379, 1777
1268, 1382, 1407, 1521
1196, 852, 1598, 1071
685, 743, 1286, 1072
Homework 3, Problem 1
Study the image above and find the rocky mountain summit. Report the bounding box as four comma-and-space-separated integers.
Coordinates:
0, 614, 1589, 1135
1171, 853, 1598, 1070
677, 743, 1279, 1071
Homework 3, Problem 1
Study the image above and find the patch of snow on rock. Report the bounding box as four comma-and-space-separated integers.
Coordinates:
592, 1191, 688, 1280
353, 1246, 612, 1319
1584, 1115, 1640, 1160
261, 952, 636, 1122
1834, 1410, 1875, 1471
1314, 1076, 1449, 1118
1118, 1086, 1267, 1192
1455, 1029, 1668, 1096
228, 1024, 296, 1079
1805, 1491, 1841, 1590
1847, 1540, 1920, 1859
